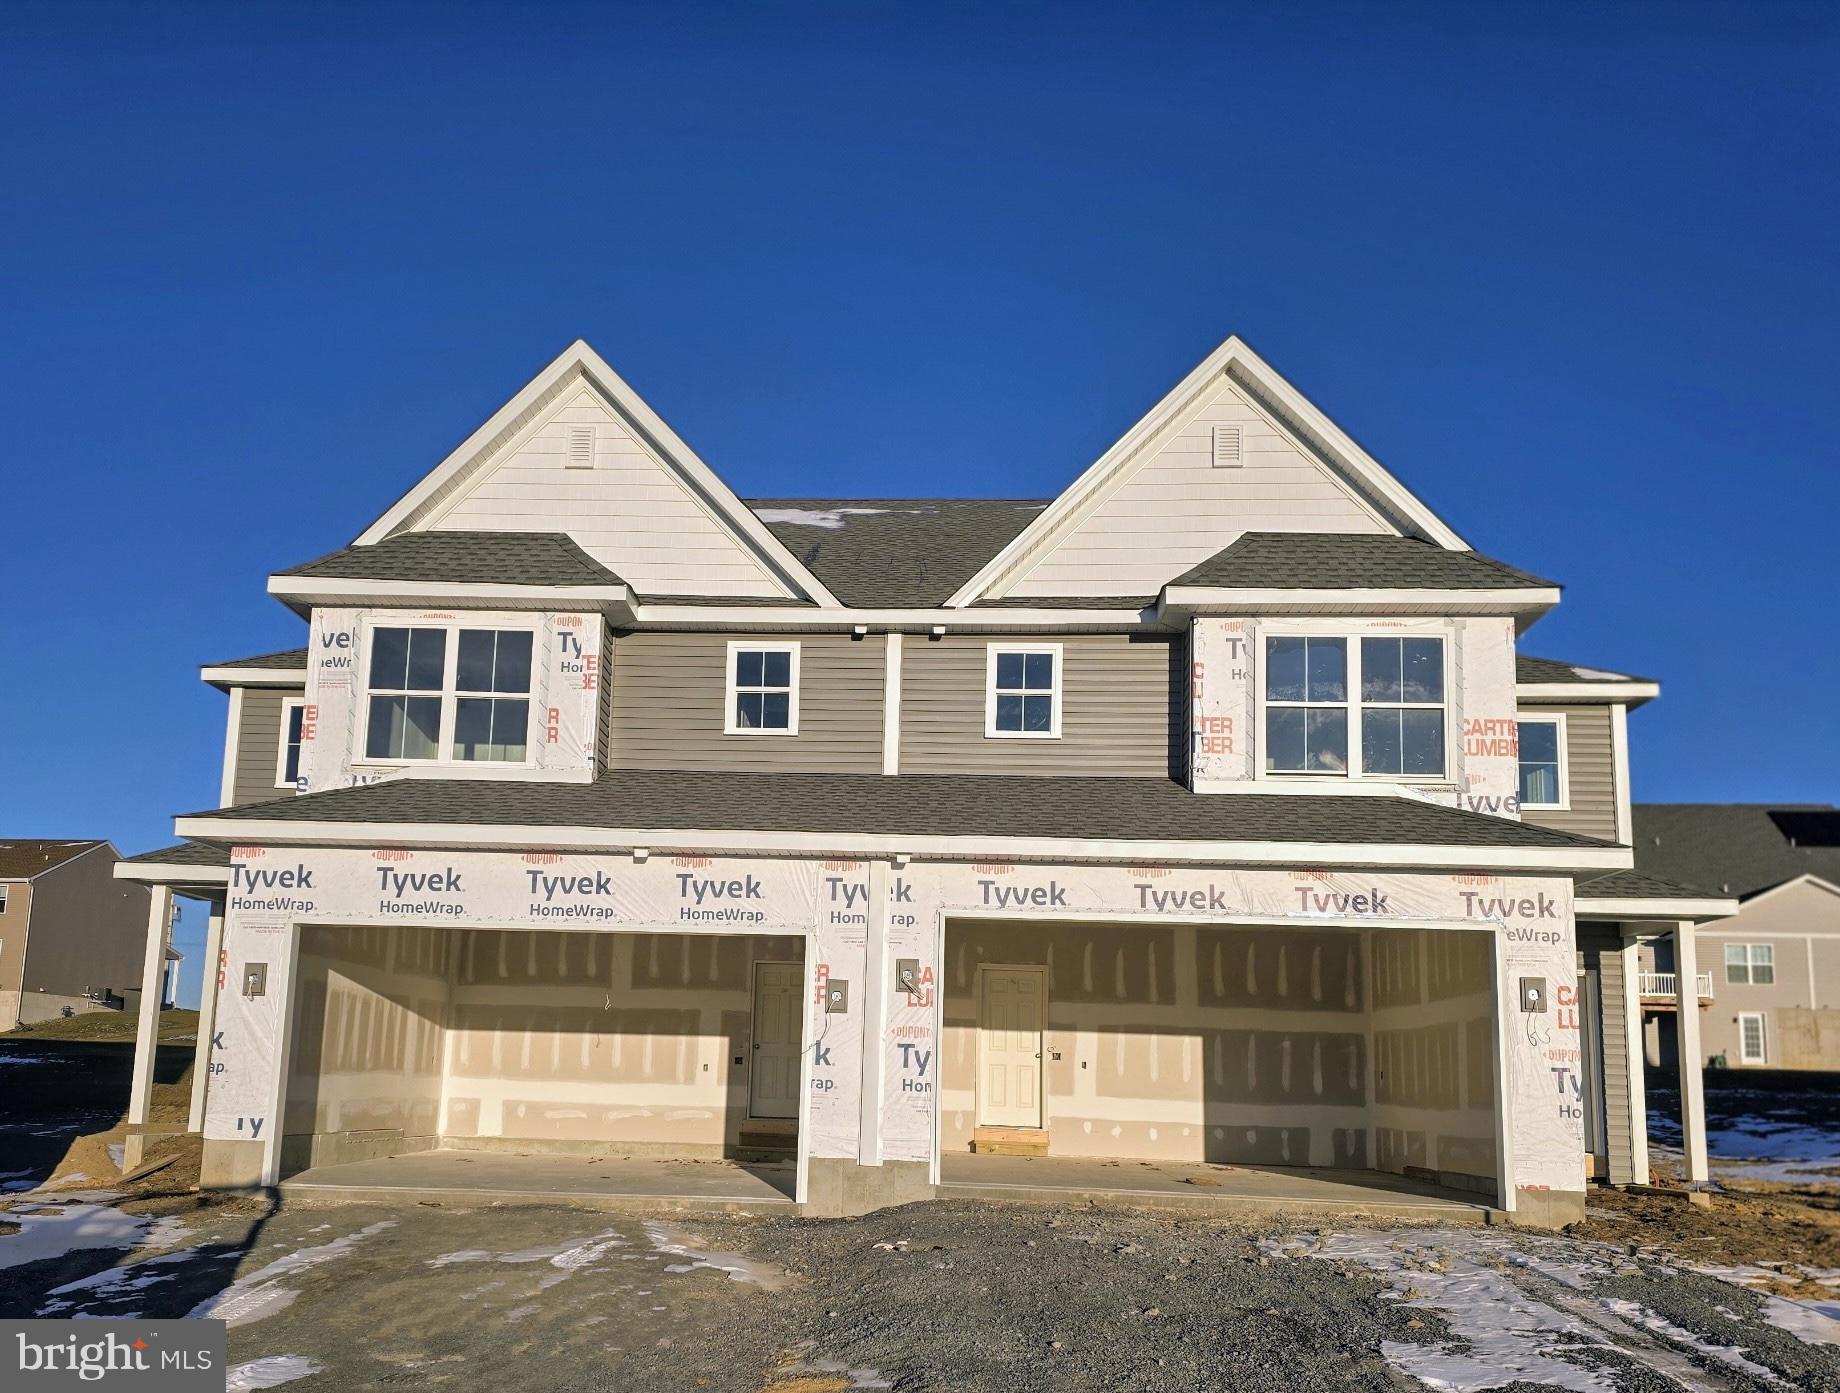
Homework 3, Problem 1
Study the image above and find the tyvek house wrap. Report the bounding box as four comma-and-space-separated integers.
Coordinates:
1188, 615, 1523, 818
210, 849, 1581, 1196
298, 608, 603, 792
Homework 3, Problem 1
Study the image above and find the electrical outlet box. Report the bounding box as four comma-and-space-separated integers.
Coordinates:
243, 963, 268, 999
826, 979, 850, 1014
895, 958, 920, 994
1519, 976, 1547, 1013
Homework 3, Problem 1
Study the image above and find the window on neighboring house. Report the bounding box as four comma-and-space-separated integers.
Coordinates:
986, 644, 1061, 738
725, 642, 799, 734
1724, 943, 1775, 986
0, 886, 7, 914
1263, 634, 1447, 777
1738, 1012, 1768, 1064
1517, 716, 1567, 809
275, 698, 307, 788
362, 625, 534, 763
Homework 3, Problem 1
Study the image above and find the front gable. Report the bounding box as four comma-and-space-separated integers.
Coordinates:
356, 342, 838, 604
953, 337, 1468, 604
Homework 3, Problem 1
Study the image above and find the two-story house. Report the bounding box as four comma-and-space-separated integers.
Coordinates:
116, 337, 1736, 1225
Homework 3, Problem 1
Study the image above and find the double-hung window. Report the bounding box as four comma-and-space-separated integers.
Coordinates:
725, 642, 799, 734
363, 624, 533, 764
986, 644, 1061, 737
1724, 943, 1775, 986
276, 698, 307, 788
1516, 716, 1567, 809
1263, 634, 1447, 778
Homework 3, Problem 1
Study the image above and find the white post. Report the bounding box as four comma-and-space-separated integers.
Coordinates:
187, 904, 226, 1135
1673, 921, 1710, 1184
858, 859, 890, 1166
881, 634, 903, 776
126, 886, 174, 1163
1620, 932, 1649, 1186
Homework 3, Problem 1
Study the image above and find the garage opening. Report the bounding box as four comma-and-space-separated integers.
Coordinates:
278, 926, 804, 1196
941, 918, 1500, 1206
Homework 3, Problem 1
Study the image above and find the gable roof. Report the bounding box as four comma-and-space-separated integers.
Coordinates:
1632, 803, 1840, 899
1169, 532, 1555, 591
0, 840, 109, 880
279, 531, 625, 588
945, 335, 1470, 606
351, 341, 841, 606
205, 647, 310, 671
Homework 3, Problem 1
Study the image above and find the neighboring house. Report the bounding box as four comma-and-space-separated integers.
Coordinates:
1630, 804, 1840, 1071
115, 336, 1733, 1226
0, 840, 153, 1029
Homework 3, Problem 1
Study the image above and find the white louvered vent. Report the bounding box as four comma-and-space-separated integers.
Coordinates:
1211, 423, 1244, 468
565, 425, 596, 468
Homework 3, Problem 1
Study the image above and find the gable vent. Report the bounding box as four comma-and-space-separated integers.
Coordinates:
1211, 423, 1244, 468
565, 425, 596, 469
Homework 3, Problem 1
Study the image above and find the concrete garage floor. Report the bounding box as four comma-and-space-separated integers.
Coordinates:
281, 1148, 797, 1210
942, 1152, 1489, 1220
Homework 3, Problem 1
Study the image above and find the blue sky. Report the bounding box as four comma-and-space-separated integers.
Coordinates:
2, 2, 1835, 1006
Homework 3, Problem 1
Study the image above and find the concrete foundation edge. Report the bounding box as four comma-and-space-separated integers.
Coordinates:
801, 1159, 935, 1217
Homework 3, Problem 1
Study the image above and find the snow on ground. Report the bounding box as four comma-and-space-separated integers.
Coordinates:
428, 1227, 627, 1292
188, 1221, 397, 1326
0, 1199, 192, 1271
224, 1355, 325, 1390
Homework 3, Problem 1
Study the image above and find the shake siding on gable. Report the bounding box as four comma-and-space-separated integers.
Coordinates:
607, 631, 883, 774
233, 686, 299, 806
430, 389, 790, 599
900, 634, 1180, 777
1518, 704, 1618, 843
1005, 381, 1389, 598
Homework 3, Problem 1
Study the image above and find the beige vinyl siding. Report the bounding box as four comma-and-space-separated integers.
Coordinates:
431, 387, 789, 598
1518, 703, 1617, 842
608, 631, 883, 773
232, 686, 300, 806
1006, 379, 1389, 598
900, 633, 1179, 776
1577, 924, 1635, 1185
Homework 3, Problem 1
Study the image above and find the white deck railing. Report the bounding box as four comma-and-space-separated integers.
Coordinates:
1638, 971, 1713, 999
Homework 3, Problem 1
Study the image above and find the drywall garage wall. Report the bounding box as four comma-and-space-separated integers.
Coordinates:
940, 919, 1373, 1168
441, 930, 803, 1154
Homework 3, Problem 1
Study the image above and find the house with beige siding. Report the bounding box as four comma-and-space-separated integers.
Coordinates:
115, 336, 1736, 1226
1628, 804, 1840, 1071
0, 840, 152, 1029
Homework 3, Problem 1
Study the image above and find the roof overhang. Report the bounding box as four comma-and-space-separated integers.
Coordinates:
113, 860, 230, 888
1575, 893, 1739, 921
631, 603, 1161, 632
201, 665, 310, 691
171, 812, 1631, 874
1517, 681, 1660, 707
1159, 585, 1561, 629
267, 574, 636, 619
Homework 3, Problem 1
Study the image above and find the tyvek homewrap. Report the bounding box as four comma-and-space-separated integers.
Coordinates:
208, 849, 1580, 1196
298, 608, 602, 792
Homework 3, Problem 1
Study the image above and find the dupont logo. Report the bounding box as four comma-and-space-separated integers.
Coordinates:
372, 849, 412, 862
820, 860, 863, 873
5, 1320, 225, 1389
230, 846, 265, 859
971, 862, 1014, 875
1127, 865, 1174, 879
521, 852, 566, 865
671, 856, 712, 869
1288, 870, 1331, 883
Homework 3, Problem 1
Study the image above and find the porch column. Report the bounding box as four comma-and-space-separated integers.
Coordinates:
187, 902, 226, 1134
1672, 921, 1710, 1184
126, 886, 175, 1159
858, 859, 891, 1166
1618, 931, 1649, 1186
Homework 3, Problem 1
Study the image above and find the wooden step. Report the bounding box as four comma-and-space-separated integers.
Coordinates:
971, 1126, 1049, 1157
735, 1129, 797, 1160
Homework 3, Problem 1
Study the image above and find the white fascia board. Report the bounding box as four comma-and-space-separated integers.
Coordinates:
943, 335, 1469, 608
172, 814, 1631, 873
1516, 681, 1661, 705
1576, 896, 1740, 921
351, 340, 841, 607
632, 603, 1161, 631
201, 666, 309, 690
114, 861, 230, 887
267, 574, 634, 615
1160, 585, 1561, 617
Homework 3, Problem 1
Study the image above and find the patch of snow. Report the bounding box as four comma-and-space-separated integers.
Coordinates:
39, 1250, 202, 1315
753, 507, 893, 529
644, 1221, 787, 1290
0, 1051, 48, 1065
0, 1201, 192, 1271
225, 1355, 325, 1390
189, 1221, 395, 1327
1599, 1297, 1792, 1387
107, 1144, 126, 1173
428, 1229, 624, 1293
1569, 666, 1629, 681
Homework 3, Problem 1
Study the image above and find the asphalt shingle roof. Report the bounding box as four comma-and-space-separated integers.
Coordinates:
189, 770, 1614, 852
1516, 655, 1654, 685
1171, 533, 1556, 591
1575, 867, 1722, 901
1632, 804, 1840, 900
207, 647, 308, 671
747, 499, 1051, 608
125, 841, 232, 868
0, 840, 106, 880
279, 531, 626, 588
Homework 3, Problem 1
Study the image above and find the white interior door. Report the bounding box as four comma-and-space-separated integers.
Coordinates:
749, 961, 802, 1119
978, 966, 1045, 1128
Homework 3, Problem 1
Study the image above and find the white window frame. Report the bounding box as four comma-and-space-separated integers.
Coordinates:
356, 619, 539, 769
0, 886, 7, 914
1254, 626, 1454, 783
724, 640, 801, 736
1737, 1011, 1768, 1064
1515, 713, 1570, 810
275, 697, 308, 789
984, 642, 1063, 740
1725, 942, 1775, 986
